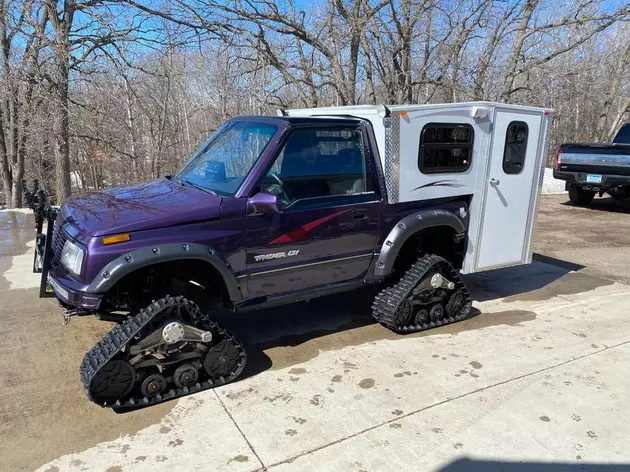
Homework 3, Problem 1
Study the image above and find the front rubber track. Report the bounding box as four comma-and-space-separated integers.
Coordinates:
79, 296, 246, 409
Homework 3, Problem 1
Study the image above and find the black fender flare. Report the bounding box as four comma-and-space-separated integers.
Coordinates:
373, 209, 465, 277
86, 242, 242, 302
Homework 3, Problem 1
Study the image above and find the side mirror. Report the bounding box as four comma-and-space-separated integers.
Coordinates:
246, 191, 284, 216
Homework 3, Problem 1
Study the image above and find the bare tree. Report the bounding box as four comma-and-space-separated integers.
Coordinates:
597, 40, 630, 140
2, 0, 630, 207
0, 0, 48, 208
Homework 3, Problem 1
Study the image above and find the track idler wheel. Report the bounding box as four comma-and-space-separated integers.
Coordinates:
446, 290, 467, 317
413, 308, 429, 325
173, 364, 199, 388
204, 340, 241, 379
429, 303, 444, 321
141, 373, 167, 398
89, 360, 136, 404
393, 298, 414, 326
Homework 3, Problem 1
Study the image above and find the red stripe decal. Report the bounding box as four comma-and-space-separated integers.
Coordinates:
270, 210, 350, 244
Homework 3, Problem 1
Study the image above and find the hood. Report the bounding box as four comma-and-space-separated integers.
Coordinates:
62, 178, 223, 237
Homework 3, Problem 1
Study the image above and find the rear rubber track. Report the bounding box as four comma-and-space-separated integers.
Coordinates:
80, 296, 246, 409
372, 254, 472, 333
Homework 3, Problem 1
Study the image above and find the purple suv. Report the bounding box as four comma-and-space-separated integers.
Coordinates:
25, 115, 470, 409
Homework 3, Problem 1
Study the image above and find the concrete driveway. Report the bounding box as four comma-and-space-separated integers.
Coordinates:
1, 196, 630, 472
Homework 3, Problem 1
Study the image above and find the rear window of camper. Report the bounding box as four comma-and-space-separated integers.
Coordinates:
419, 124, 473, 174
503, 121, 529, 174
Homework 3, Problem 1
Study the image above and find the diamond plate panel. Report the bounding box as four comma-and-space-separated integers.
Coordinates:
383, 112, 401, 203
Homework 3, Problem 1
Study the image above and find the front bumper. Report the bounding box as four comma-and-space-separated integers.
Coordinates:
47, 271, 103, 310
553, 170, 630, 190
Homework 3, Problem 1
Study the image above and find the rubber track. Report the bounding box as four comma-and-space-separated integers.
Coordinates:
372, 254, 472, 333
79, 296, 246, 409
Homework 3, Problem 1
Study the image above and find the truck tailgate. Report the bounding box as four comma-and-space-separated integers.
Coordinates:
559, 144, 630, 174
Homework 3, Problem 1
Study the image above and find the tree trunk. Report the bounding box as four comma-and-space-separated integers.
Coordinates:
52, 44, 71, 203
123, 77, 140, 181
10, 179, 22, 207
0, 104, 11, 206
53, 57, 72, 203
48, 0, 75, 204
607, 98, 630, 142
1, 173, 9, 206
500, 0, 538, 102
418, 9, 433, 103
597, 43, 630, 140
360, 31, 376, 103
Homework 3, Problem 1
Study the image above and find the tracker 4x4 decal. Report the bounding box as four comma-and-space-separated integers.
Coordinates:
254, 250, 300, 262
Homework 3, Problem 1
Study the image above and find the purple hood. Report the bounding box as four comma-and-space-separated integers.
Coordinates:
62, 178, 223, 237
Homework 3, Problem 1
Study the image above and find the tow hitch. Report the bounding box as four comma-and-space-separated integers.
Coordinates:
62, 309, 84, 326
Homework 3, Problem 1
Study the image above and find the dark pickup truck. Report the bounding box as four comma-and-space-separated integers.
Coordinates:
554, 123, 630, 204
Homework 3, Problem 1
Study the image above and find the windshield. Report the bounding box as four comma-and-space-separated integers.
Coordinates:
175, 121, 278, 195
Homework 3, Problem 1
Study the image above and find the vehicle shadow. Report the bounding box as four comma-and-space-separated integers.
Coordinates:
216, 253, 591, 379
463, 256, 593, 303
439, 458, 629, 471
562, 196, 630, 214
532, 253, 584, 271
215, 287, 383, 380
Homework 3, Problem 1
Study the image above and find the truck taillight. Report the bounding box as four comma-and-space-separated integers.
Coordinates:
555, 148, 562, 169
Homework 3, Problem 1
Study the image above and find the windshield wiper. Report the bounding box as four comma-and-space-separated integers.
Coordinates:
179, 178, 218, 196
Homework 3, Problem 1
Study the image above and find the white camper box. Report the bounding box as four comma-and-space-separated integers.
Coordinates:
287, 102, 552, 275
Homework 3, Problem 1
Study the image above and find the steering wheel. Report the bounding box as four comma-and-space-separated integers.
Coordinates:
265, 171, 290, 203
267, 171, 284, 187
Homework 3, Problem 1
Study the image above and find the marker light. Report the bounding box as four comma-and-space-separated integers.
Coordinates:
103, 233, 131, 245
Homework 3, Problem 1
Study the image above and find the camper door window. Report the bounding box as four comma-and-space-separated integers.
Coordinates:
502, 121, 529, 175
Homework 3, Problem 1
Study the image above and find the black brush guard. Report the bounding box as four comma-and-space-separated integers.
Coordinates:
23, 179, 58, 299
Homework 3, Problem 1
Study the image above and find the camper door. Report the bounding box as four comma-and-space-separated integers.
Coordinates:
474, 109, 544, 271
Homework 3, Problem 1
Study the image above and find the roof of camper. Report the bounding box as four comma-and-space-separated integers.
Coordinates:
286, 101, 553, 116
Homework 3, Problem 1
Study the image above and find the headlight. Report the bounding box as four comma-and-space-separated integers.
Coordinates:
60, 240, 84, 276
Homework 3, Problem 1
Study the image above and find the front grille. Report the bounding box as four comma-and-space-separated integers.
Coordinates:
50, 218, 68, 270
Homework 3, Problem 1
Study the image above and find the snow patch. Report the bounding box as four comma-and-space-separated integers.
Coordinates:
0, 208, 33, 214
3, 238, 40, 290
542, 167, 566, 195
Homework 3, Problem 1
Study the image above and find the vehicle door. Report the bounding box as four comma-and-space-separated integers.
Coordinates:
245, 125, 381, 299
475, 110, 543, 270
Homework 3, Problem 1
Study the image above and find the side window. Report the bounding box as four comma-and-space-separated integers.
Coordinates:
418, 123, 474, 174
261, 127, 373, 204
613, 123, 630, 144
503, 121, 529, 174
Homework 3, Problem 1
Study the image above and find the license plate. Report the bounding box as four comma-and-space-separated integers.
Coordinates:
586, 174, 602, 184
47, 275, 69, 301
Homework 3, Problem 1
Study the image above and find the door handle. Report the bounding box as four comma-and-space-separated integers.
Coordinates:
352, 210, 368, 220
489, 178, 500, 186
